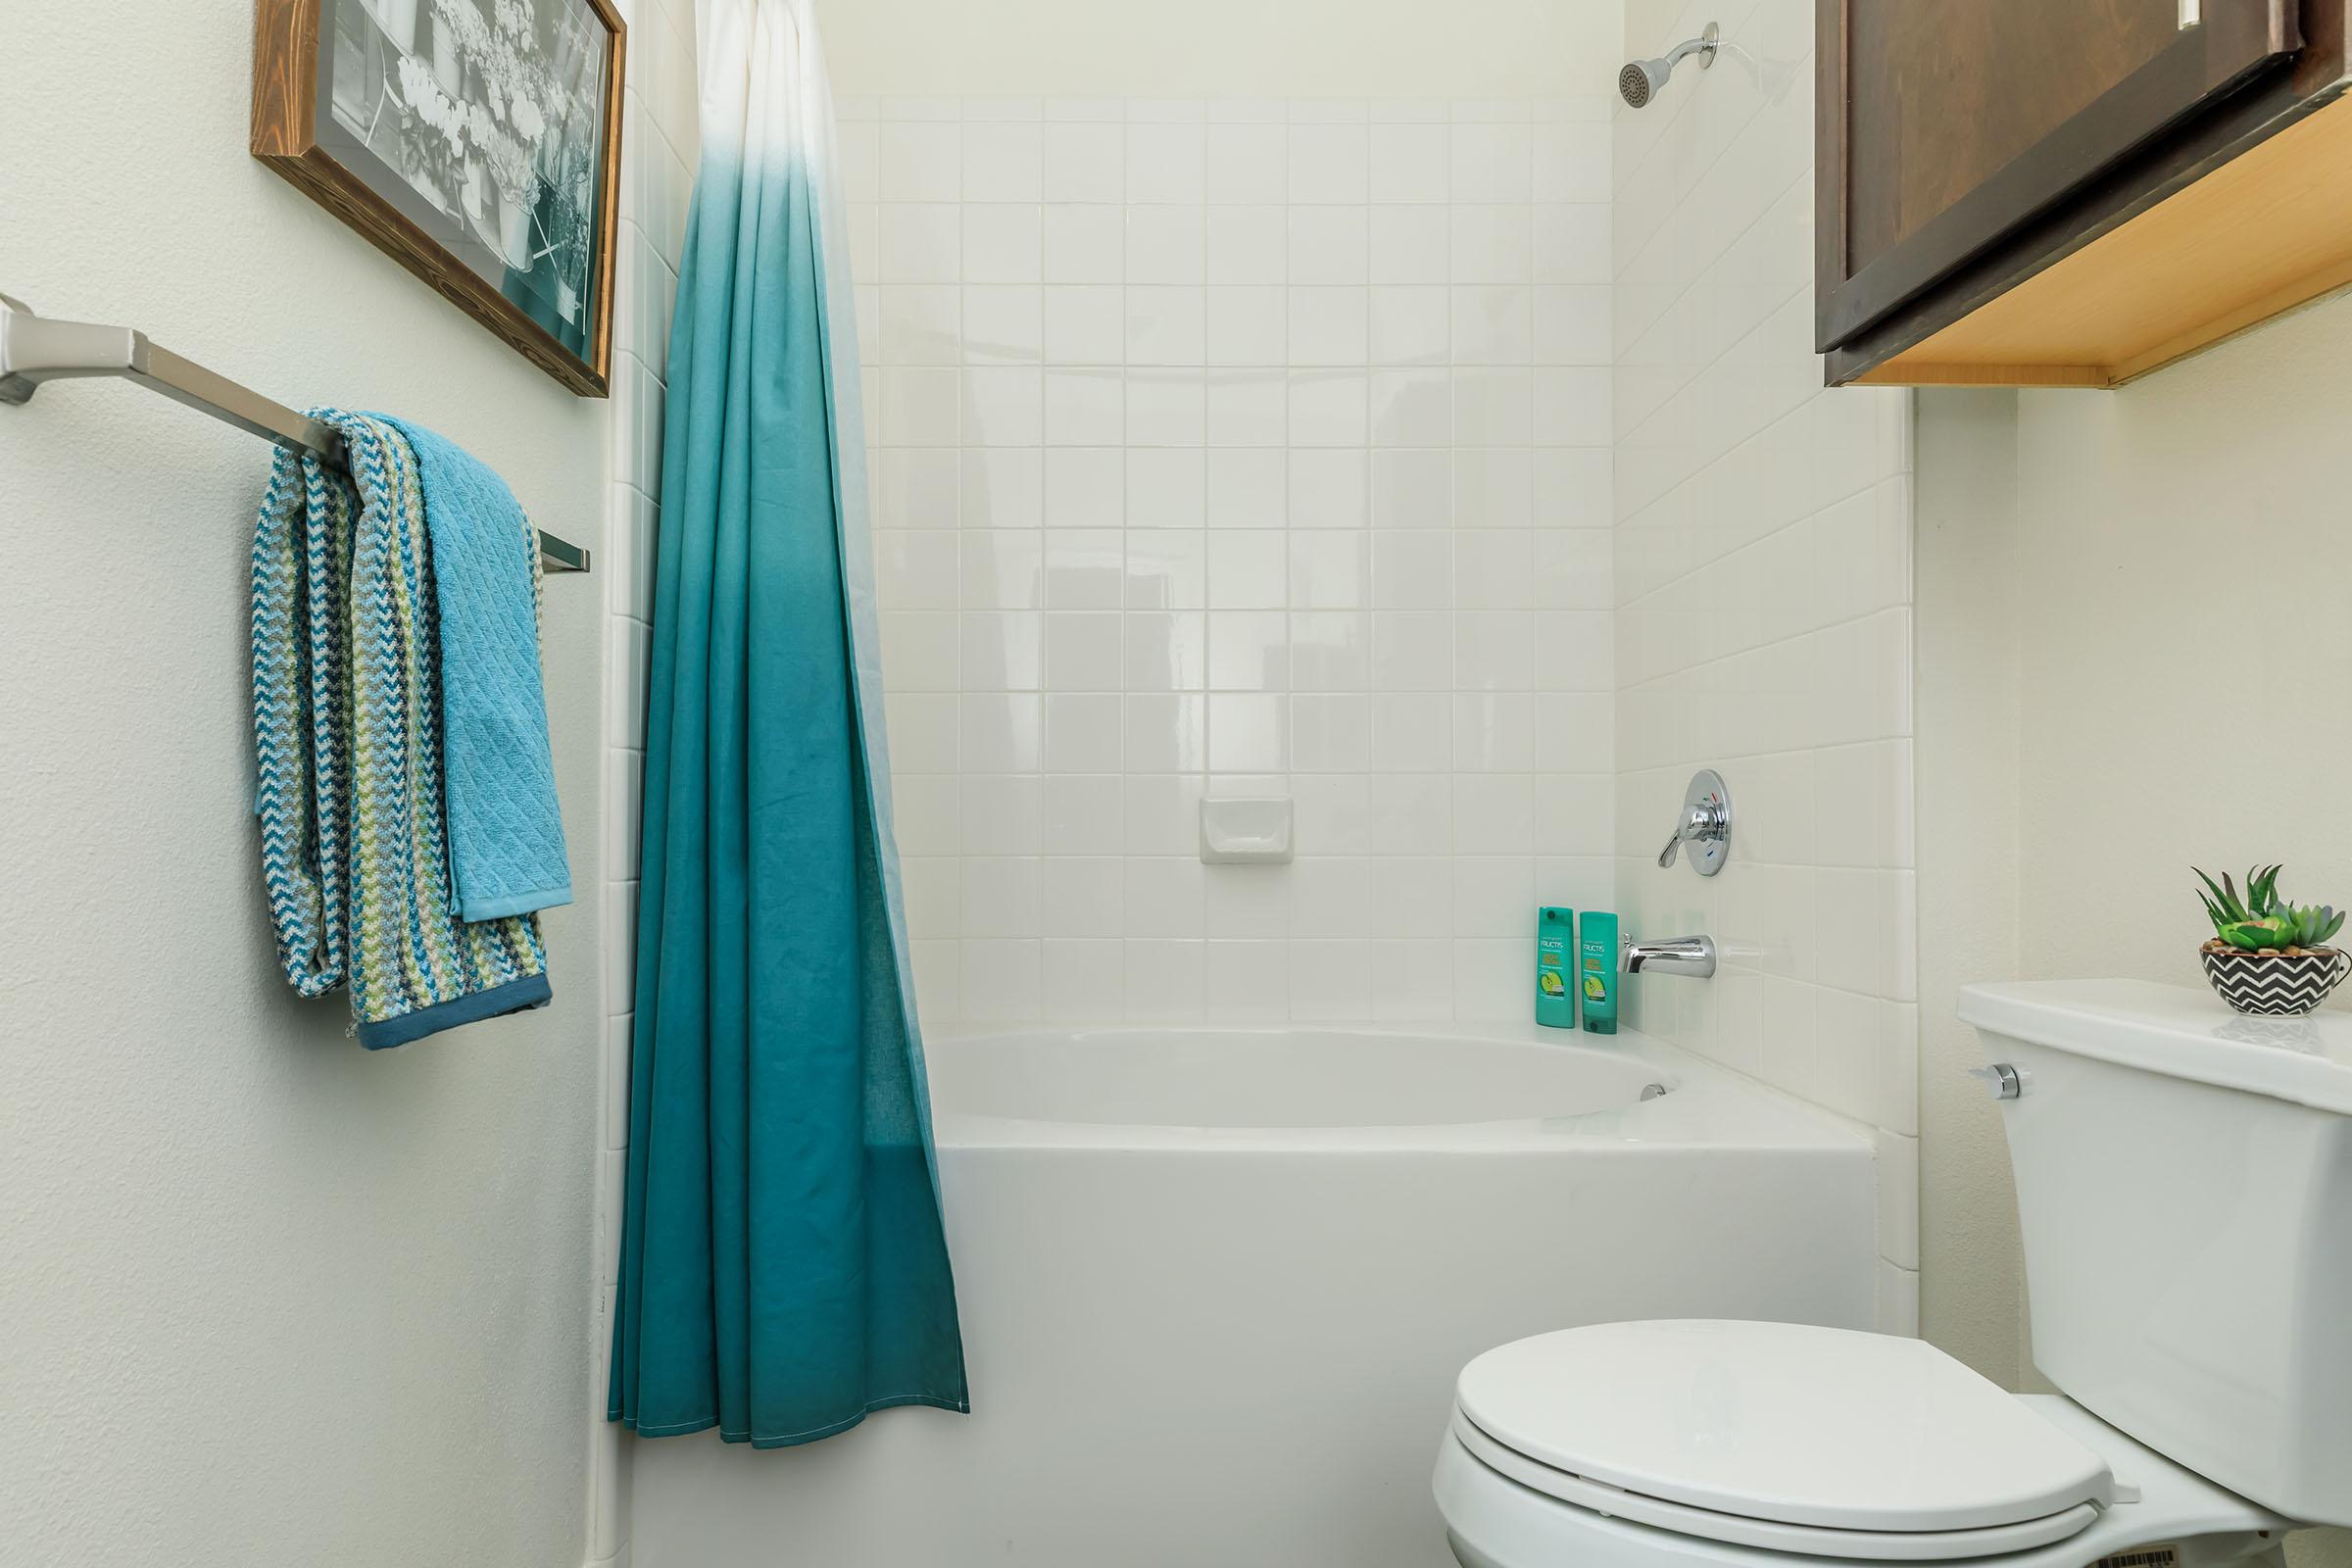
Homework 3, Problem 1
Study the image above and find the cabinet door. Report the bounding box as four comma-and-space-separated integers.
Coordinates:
1817, 0, 2297, 352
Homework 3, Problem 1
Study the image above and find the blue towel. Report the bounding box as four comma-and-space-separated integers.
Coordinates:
252, 411, 553, 1047
380, 416, 572, 920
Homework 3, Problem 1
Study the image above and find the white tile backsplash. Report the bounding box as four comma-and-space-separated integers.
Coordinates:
850, 94, 1613, 1025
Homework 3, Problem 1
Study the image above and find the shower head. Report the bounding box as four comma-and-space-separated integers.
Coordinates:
1618, 21, 1719, 108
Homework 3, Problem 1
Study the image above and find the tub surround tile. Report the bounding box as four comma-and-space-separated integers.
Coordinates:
1044, 938, 1126, 1020
1369, 939, 1455, 1019
1876, 1129, 1920, 1270
867, 94, 1617, 1029
1207, 939, 1292, 1020
1612, 5, 1918, 1221
1877, 1260, 1921, 1337
1124, 938, 1207, 1019
963, 939, 1045, 1020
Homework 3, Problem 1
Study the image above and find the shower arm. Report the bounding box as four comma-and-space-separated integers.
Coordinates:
1659, 32, 1718, 71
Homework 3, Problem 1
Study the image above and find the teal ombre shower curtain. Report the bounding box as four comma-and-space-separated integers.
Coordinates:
607, 0, 969, 1446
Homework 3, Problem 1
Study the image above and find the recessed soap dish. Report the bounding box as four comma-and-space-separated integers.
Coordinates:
1200, 797, 1294, 864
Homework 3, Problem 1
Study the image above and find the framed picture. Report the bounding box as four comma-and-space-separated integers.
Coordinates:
253, 0, 626, 397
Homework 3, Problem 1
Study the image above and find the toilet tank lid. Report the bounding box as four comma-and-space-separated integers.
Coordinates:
1958, 979, 2352, 1115
1454, 1321, 2114, 1534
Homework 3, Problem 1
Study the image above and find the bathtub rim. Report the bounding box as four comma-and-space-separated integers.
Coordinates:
922, 1020, 1876, 1155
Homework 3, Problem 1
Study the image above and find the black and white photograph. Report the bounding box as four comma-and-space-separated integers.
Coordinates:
314, 0, 618, 364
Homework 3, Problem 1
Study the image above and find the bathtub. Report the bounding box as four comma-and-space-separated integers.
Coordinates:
627, 1023, 1877, 1568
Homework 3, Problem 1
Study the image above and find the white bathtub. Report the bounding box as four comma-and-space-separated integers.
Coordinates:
628, 1024, 1877, 1568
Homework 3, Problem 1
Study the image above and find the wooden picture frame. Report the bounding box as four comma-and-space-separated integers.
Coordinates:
253, 0, 626, 397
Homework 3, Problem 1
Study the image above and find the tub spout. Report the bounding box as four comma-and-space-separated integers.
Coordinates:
1623, 935, 1716, 979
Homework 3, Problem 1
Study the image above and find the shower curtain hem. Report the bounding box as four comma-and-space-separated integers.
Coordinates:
610, 1394, 972, 1446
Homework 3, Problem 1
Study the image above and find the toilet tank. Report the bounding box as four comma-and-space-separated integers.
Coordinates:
1958, 980, 2352, 1528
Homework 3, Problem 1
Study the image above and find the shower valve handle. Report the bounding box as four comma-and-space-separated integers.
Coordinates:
1656, 769, 1732, 875
1657, 799, 1728, 868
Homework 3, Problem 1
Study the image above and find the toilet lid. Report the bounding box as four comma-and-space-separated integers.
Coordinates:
1454, 1321, 2115, 1536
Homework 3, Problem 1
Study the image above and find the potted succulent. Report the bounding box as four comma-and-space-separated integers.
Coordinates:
2194, 865, 2349, 1015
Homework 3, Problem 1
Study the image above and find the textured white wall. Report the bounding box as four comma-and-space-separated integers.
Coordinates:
1915, 304, 2352, 1567
0, 4, 611, 1565
1612, 0, 1918, 1331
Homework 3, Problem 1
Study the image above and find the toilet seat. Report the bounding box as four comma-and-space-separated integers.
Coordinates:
1439, 1322, 2294, 1568
1450, 1321, 2114, 1561
1448, 1409, 2102, 1561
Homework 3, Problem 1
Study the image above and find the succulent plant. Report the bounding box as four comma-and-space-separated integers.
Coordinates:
2194, 864, 2346, 953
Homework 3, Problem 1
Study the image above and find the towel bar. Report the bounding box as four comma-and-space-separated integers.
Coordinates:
0, 290, 592, 574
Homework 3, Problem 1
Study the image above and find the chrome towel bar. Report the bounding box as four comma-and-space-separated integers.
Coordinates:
0, 290, 591, 574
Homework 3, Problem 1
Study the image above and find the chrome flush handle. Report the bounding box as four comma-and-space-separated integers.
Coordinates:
1969, 1063, 2025, 1101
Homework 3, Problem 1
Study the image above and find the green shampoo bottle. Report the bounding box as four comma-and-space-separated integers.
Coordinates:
1536, 907, 1576, 1028
1579, 910, 1619, 1035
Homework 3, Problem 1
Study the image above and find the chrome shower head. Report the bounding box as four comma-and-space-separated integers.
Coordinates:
1618, 21, 1719, 108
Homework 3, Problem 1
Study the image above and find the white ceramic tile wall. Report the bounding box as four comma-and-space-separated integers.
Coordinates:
594, 0, 697, 1563
841, 92, 1619, 1027
1611, 0, 1918, 1331
856, 95, 1627, 1029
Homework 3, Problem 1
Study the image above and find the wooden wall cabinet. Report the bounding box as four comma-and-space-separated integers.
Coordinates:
1817, 1, 2352, 387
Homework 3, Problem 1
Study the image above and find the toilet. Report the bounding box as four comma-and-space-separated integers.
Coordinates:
1435, 979, 2352, 1568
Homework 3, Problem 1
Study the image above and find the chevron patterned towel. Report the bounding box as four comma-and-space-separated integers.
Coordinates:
250, 410, 553, 1048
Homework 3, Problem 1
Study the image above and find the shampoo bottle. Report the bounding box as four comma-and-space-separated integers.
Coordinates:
1579, 910, 1619, 1035
1535, 907, 1576, 1028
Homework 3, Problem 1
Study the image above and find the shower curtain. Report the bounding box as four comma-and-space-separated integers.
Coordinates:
607, 0, 969, 1446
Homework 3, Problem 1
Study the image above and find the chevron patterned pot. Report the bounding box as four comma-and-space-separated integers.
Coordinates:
2199, 945, 2350, 1015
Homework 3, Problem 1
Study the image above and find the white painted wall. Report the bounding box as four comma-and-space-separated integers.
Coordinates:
1612, 0, 1919, 1330
811, 0, 1622, 1027
0, 4, 612, 1564
1911, 388, 2032, 1394
1915, 301, 2352, 1566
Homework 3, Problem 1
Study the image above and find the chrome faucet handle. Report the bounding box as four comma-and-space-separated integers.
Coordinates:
1655, 769, 1732, 876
